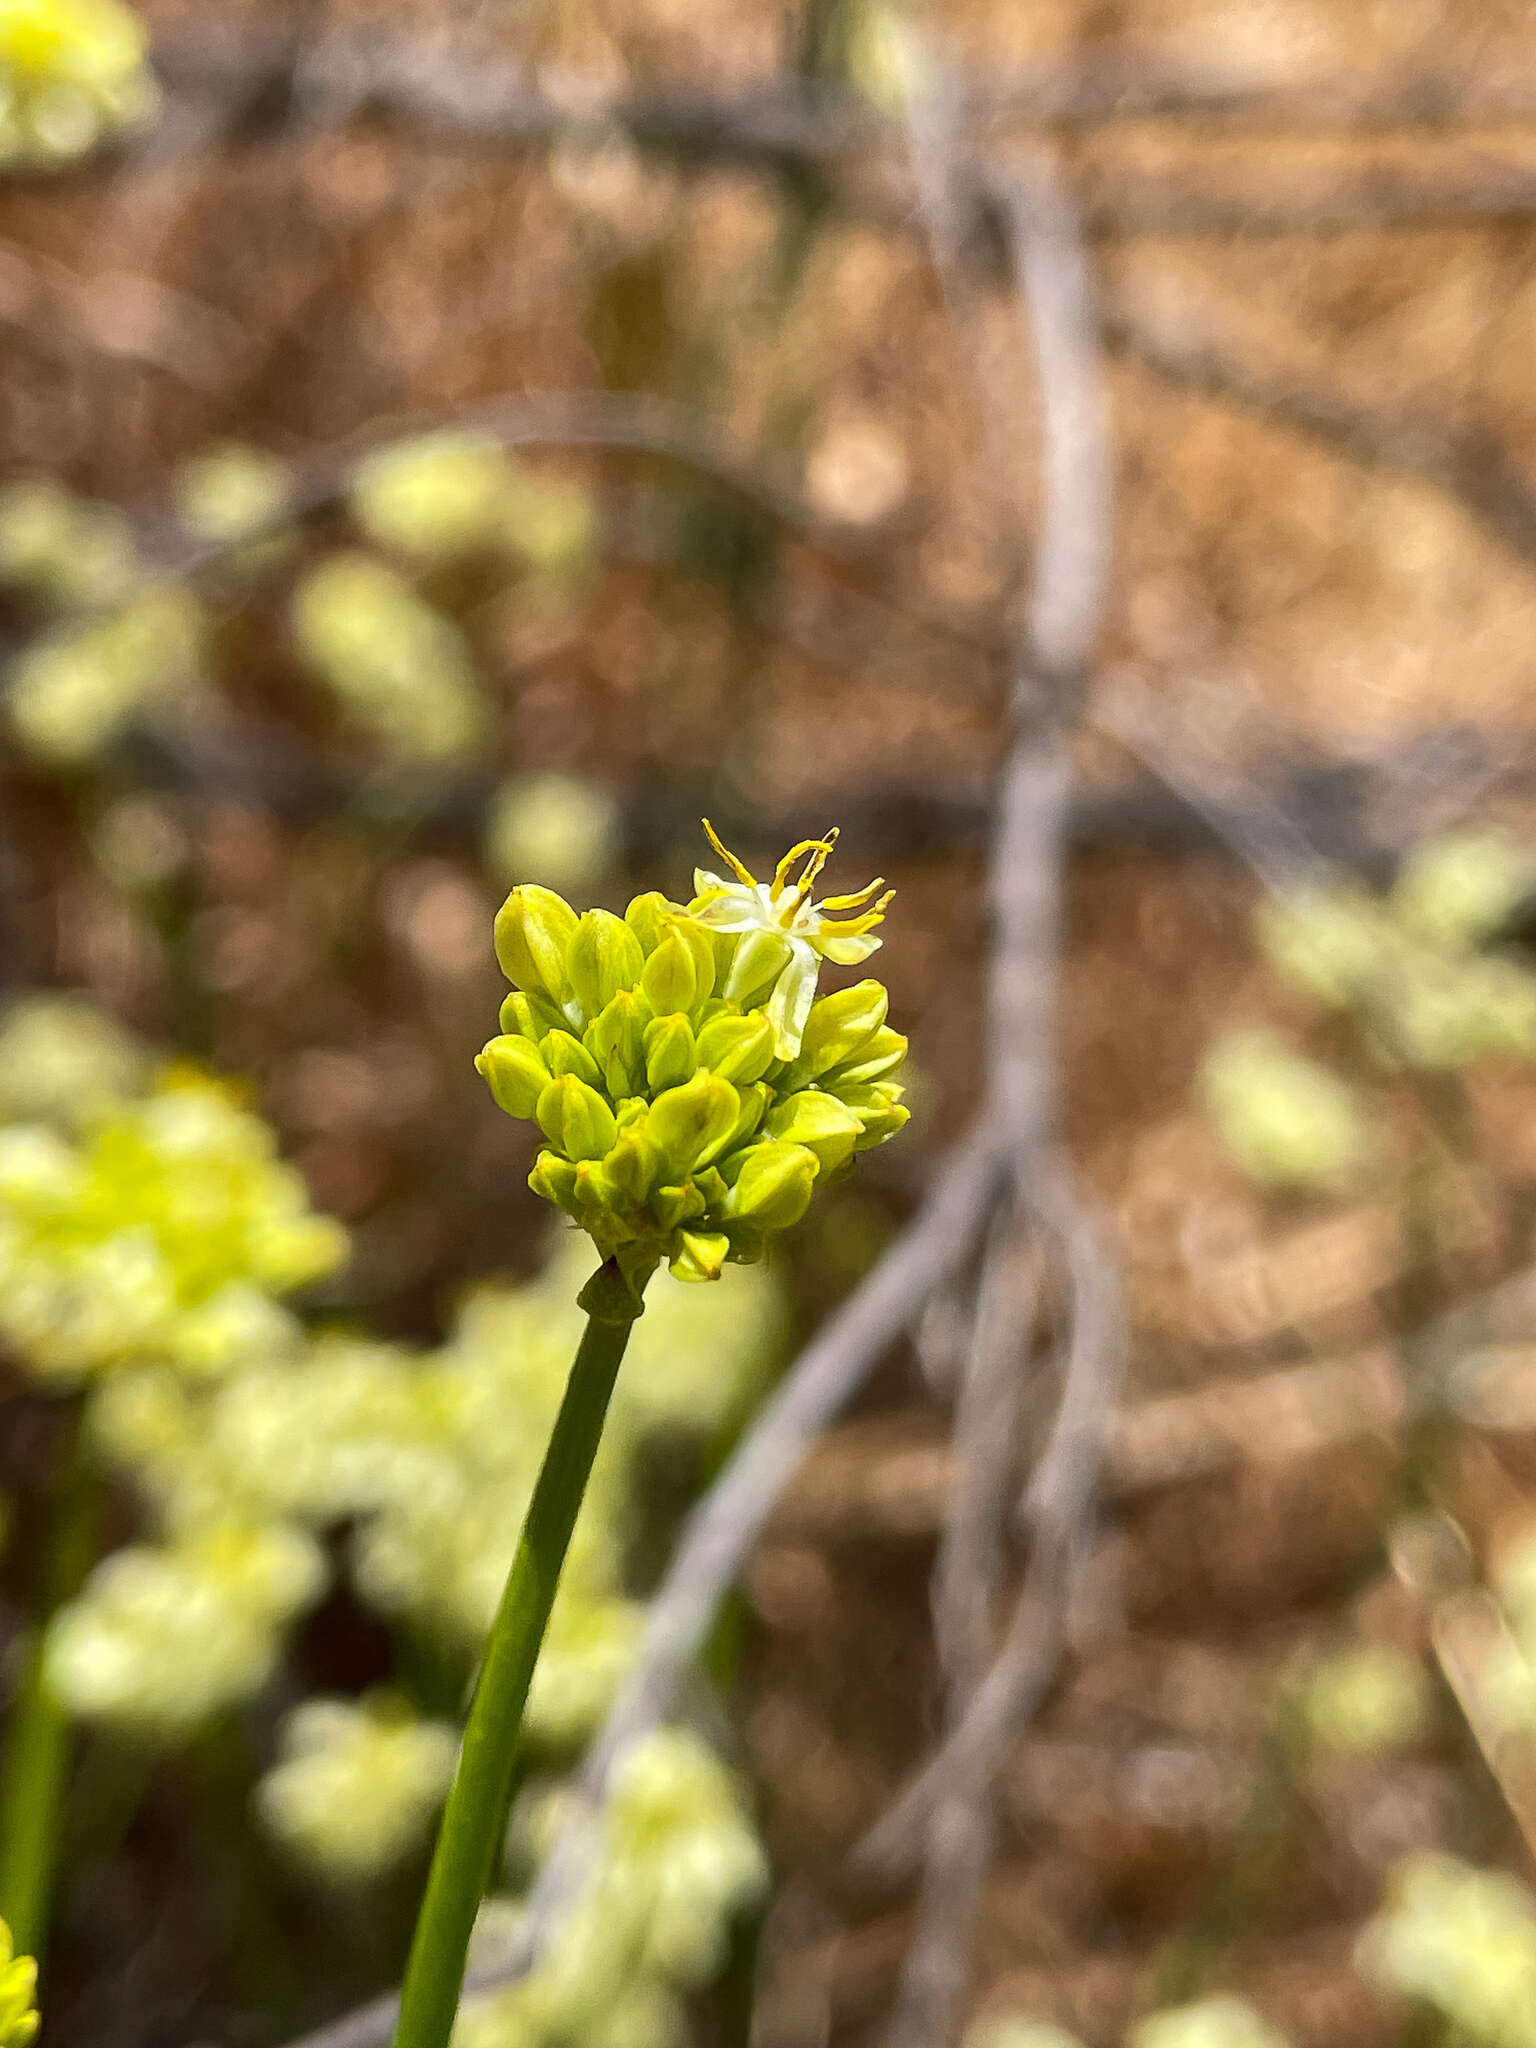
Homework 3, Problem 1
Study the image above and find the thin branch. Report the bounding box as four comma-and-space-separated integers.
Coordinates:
931, 1222, 1041, 1688
880, 121, 1118, 2048
1100, 294, 1536, 573
877, 1171, 1125, 2044
147, 32, 1536, 163
883, 1210, 1035, 2048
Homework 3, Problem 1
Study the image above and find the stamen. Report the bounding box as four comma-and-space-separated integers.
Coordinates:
771, 836, 834, 899
819, 877, 887, 912
818, 888, 896, 936
701, 818, 759, 890
788, 827, 839, 904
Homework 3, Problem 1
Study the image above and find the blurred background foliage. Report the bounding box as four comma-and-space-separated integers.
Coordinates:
6, 1, 1536, 2047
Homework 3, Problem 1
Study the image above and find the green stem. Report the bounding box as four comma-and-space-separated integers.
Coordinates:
392, 1258, 647, 2048
0, 1400, 102, 1958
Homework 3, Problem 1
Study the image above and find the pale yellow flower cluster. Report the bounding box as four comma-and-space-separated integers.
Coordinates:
459, 1729, 767, 2048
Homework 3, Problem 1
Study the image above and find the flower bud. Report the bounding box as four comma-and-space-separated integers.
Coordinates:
646, 1071, 740, 1177
644, 1014, 698, 1093
642, 928, 699, 1016
695, 1012, 776, 1086
672, 918, 716, 1005
494, 886, 578, 1004
651, 1182, 709, 1232
722, 927, 795, 1006
795, 981, 888, 1079
623, 892, 676, 955
1201, 1030, 1364, 1188
1393, 828, 1533, 952
838, 1081, 910, 1147
499, 988, 564, 1041
720, 1081, 771, 1157
821, 1025, 907, 1086
600, 1129, 661, 1205
766, 1090, 864, 1174
540, 1029, 604, 1090
536, 1076, 618, 1161
567, 909, 645, 1018
585, 992, 646, 1098
722, 1141, 818, 1231
475, 1034, 551, 1119
528, 1150, 580, 1209
572, 1157, 628, 1218
670, 1230, 730, 1284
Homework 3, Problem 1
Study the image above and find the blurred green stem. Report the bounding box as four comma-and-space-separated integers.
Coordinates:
392, 1257, 649, 2048
0, 1400, 102, 1957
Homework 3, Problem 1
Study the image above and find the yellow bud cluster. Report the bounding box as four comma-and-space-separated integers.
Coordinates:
484, 772, 620, 899
1199, 1029, 1367, 1191
0, 478, 137, 608
1213, 830, 1536, 1193
1298, 1644, 1431, 1757
0, 1068, 346, 1386
0, 1920, 36, 2048
291, 551, 484, 763
0, 0, 158, 168
351, 430, 516, 562
460, 1728, 766, 2048
82, 1235, 779, 1751
1360, 1852, 1536, 2045
175, 442, 292, 545
0, 993, 146, 1127
7, 584, 202, 765
45, 1519, 325, 1736
1128, 1999, 1293, 2048
1256, 832, 1536, 1071
964, 2024, 1086, 2048
256, 1694, 459, 1885
350, 429, 598, 574
478, 833, 908, 1283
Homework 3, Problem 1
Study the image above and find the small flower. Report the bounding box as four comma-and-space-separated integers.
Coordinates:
688, 821, 893, 1059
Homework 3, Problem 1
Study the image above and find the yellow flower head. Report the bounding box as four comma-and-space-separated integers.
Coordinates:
0, 1917, 38, 2048
478, 823, 908, 1282
689, 822, 894, 1059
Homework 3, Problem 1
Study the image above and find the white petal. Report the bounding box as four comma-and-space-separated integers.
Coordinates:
816, 934, 882, 966
691, 897, 758, 932
766, 945, 820, 1059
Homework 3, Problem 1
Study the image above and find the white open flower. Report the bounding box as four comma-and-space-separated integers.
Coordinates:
688, 822, 893, 1058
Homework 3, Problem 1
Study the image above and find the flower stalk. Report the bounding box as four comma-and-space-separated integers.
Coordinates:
392, 823, 908, 2048
0, 1402, 102, 1959
390, 1256, 651, 2048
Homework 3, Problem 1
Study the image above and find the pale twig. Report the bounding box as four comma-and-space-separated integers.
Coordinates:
883, 1211, 1038, 2048
880, 114, 1119, 2048
147, 30, 1536, 161
866, 1176, 1123, 1863
931, 1221, 1041, 1688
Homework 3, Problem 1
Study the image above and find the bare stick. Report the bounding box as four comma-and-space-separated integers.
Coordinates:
149, 31, 1536, 161
879, 104, 1118, 2045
